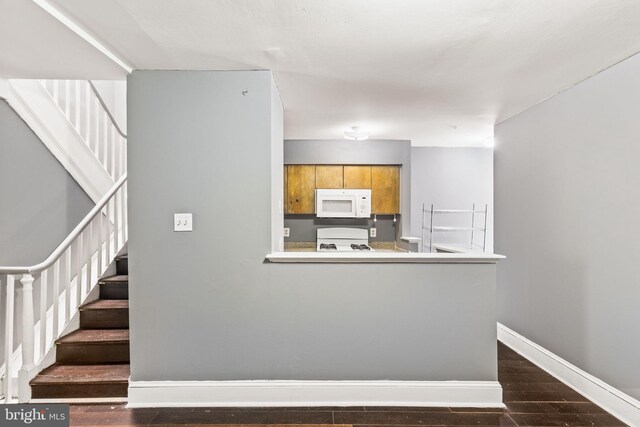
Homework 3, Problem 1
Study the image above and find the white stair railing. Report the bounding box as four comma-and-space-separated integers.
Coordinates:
40, 80, 127, 181
0, 174, 127, 403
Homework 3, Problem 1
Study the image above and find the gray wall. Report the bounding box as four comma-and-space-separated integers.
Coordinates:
0, 100, 93, 265
285, 215, 397, 242
284, 139, 411, 242
411, 148, 493, 252
128, 70, 498, 383
495, 52, 640, 399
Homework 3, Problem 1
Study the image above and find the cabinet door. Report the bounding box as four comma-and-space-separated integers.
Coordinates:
343, 166, 371, 189
287, 165, 316, 214
316, 165, 343, 189
372, 166, 399, 214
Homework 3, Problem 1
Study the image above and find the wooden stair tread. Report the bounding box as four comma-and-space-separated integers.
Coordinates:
56, 329, 129, 345
100, 275, 128, 283
31, 364, 129, 385
80, 299, 129, 310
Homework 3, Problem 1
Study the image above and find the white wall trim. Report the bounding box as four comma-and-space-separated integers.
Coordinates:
128, 379, 503, 408
6, 79, 114, 203
31, 0, 133, 73
497, 322, 640, 427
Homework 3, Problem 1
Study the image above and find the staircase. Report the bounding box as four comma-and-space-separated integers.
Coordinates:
1, 79, 128, 403
30, 255, 129, 399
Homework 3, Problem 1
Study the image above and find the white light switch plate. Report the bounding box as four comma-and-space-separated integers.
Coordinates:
174, 213, 193, 232
283, 227, 290, 237
370, 228, 376, 237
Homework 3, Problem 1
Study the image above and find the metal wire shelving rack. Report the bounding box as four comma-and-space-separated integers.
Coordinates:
421, 203, 488, 253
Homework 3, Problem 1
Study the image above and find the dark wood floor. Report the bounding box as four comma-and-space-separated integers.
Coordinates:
68, 343, 627, 426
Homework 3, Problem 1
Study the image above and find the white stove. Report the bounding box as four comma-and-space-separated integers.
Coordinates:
316, 228, 374, 252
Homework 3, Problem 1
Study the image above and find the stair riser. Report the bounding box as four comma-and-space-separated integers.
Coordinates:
116, 258, 128, 275
31, 383, 128, 399
56, 343, 130, 364
80, 309, 129, 329
99, 283, 128, 299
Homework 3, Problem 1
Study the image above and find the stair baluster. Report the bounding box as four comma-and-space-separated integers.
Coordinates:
38, 270, 48, 362
18, 274, 35, 402
3, 275, 15, 402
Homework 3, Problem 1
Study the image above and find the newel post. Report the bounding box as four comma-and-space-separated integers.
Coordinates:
18, 273, 35, 402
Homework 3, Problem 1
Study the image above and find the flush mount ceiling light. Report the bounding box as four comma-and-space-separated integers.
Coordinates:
344, 126, 369, 141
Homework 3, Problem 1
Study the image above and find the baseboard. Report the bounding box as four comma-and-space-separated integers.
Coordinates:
128, 379, 503, 408
497, 322, 640, 426
31, 397, 127, 404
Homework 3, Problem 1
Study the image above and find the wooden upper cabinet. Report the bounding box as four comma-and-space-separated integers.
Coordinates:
284, 164, 400, 215
315, 165, 343, 189
371, 166, 400, 214
286, 165, 316, 214
343, 166, 372, 189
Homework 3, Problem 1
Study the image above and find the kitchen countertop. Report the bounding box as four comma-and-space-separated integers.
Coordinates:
276, 241, 503, 262
284, 247, 316, 252
267, 251, 504, 263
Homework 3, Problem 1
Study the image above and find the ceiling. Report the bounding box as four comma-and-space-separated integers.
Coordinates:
0, 0, 126, 80
4, 0, 640, 146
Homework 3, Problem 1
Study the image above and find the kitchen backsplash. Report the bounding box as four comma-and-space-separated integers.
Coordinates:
284, 214, 398, 242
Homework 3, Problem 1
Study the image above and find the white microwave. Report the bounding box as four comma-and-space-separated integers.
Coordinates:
316, 189, 371, 218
